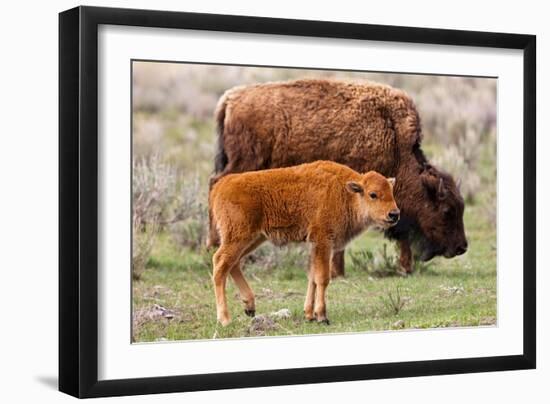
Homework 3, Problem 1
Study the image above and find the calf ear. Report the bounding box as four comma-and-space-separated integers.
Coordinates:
346, 181, 364, 194
387, 177, 396, 188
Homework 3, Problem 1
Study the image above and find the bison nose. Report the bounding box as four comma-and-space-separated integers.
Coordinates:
455, 242, 468, 256
388, 209, 400, 223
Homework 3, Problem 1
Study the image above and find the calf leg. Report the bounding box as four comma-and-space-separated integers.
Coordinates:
304, 270, 316, 321
312, 243, 332, 324
330, 250, 345, 278
212, 241, 248, 326
231, 266, 256, 317
398, 239, 413, 274
230, 236, 266, 317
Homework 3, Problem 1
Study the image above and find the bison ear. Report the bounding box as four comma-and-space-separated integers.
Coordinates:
346, 181, 364, 194
387, 177, 396, 188
421, 170, 439, 198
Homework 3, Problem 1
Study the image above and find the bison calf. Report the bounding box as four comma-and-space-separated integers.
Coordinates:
209, 161, 399, 326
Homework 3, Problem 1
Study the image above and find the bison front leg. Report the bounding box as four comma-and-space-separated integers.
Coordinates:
398, 239, 413, 275
311, 243, 332, 324
330, 250, 345, 278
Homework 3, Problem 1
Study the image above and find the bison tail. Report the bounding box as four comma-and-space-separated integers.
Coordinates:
206, 192, 221, 249
214, 94, 229, 174
206, 206, 220, 248
208, 94, 230, 249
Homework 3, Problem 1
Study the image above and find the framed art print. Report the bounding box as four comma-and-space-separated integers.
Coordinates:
59, 6, 536, 398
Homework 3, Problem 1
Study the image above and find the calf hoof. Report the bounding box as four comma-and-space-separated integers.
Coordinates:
244, 309, 256, 317
304, 310, 315, 322
318, 318, 330, 325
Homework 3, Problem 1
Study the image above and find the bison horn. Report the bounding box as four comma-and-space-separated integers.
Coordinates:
456, 178, 462, 191
438, 178, 447, 199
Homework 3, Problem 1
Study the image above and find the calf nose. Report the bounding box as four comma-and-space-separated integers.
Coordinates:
388, 209, 400, 223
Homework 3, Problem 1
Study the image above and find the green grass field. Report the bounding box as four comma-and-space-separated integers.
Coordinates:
131, 66, 496, 343
132, 200, 496, 342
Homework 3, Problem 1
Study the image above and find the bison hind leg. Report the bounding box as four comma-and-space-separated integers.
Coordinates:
213, 240, 253, 326
230, 235, 266, 317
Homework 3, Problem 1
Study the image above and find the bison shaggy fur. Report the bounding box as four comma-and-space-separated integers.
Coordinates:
210, 79, 468, 275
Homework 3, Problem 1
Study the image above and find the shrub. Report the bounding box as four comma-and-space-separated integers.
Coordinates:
246, 243, 309, 274
132, 155, 180, 279
432, 127, 483, 203
379, 285, 407, 315
348, 243, 400, 276
348, 243, 432, 276
166, 174, 210, 250
132, 155, 208, 278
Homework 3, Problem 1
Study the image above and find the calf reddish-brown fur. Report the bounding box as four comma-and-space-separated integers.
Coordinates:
209, 161, 399, 326
210, 79, 467, 275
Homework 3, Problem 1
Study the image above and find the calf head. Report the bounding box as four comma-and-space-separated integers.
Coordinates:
346, 171, 400, 230
414, 164, 468, 261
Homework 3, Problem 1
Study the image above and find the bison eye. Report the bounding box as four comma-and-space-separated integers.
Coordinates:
369, 192, 377, 200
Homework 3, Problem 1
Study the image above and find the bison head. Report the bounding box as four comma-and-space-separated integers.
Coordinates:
413, 164, 468, 262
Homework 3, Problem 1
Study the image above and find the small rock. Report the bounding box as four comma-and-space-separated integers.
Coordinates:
392, 319, 405, 329
270, 308, 291, 319
249, 315, 276, 335
153, 303, 177, 319
260, 287, 274, 297
439, 285, 465, 295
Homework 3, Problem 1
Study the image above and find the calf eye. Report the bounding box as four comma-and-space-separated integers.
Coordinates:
369, 192, 377, 199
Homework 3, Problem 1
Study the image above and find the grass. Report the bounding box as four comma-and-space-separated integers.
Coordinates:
132, 200, 496, 342
131, 68, 497, 342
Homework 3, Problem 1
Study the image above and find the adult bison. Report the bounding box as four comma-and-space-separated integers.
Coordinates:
208, 79, 468, 276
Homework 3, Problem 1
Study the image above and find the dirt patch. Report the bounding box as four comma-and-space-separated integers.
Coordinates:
133, 304, 187, 329
139, 285, 176, 301
479, 316, 496, 325
247, 315, 277, 336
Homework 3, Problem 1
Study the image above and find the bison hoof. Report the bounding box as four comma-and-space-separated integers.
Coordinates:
318, 318, 330, 325
244, 309, 256, 317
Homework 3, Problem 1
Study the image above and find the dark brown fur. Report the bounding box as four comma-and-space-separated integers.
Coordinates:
210, 79, 468, 274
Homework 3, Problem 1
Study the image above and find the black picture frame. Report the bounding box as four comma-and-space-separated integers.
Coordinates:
59, 5, 536, 398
